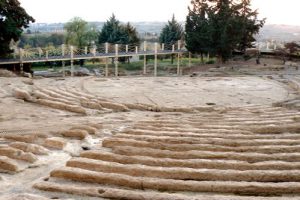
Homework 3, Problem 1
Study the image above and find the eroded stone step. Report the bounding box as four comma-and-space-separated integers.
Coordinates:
34, 181, 300, 200
103, 138, 300, 154
0, 156, 22, 173
131, 124, 300, 134
135, 119, 297, 127
9, 142, 49, 155
112, 146, 300, 163
67, 157, 300, 182
49, 167, 300, 195
0, 146, 37, 163
123, 129, 300, 140
81, 151, 300, 171
115, 134, 300, 147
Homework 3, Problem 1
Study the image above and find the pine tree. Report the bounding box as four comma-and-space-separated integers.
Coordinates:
208, 0, 241, 62
98, 15, 140, 63
185, 0, 265, 63
185, 0, 211, 63
122, 22, 140, 46
159, 15, 183, 63
237, 0, 265, 53
120, 23, 140, 63
98, 14, 125, 44
159, 15, 183, 47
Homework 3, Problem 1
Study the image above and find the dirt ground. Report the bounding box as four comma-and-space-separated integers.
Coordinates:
1, 61, 300, 200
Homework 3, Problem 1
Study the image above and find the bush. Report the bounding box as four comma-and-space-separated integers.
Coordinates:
206, 60, 215, 64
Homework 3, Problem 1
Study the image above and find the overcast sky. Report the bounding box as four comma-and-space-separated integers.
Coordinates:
19, 0, 300, 25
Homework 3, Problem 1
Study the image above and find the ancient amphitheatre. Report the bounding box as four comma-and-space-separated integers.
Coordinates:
0, 59, 300, 200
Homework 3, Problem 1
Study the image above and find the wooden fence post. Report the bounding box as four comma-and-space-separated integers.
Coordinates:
115, 44, 119, 77
70, 46, 74, 77
143, 41, 147, 75
154, 42, 158, 77
177, 40, 181, 76
105, 43, 109, 77
19, 48, 24, 74
62, 44, 65, 77
188, 52, 191, 68
46, 51, 49, 61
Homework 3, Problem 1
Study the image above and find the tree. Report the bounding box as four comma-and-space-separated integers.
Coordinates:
280, 42, 300, 62
236, 0, 265, 53
98, 14, 125, 44
19, 33, 65, 48
122, 22, 140, 46
185, 0, 211, 63
121, 23, 140, 63
159, 15, 183, 63
98, 15, 140, 63
185, 0, 265, 63
0, 0, 35, 57
64, 17, 97, 49
285, 42, 300, 55
64, 17, 97, 66
99, 14, 140, 45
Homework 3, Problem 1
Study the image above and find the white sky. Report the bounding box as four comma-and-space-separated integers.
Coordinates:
19, 0, 300, 25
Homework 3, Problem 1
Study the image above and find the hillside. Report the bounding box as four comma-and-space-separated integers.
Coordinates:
28, 22, 300, 42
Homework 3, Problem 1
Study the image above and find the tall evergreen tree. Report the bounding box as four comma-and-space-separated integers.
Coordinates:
208, 0, 241, 62
237, 0, 265, 53
0, 0, 34, 57
185, 0, 211, 63
122, 22, 140, 46
185, 0, 265, 63
98, 15, 140, 63
159, 15, 183, 63
98, 14, 125, 44
159, 15, 183, 47
121, 22, 140, 63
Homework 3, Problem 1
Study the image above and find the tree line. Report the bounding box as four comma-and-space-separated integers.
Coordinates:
1, 0, 266, 63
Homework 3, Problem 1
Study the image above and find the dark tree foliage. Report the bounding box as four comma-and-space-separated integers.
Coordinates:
159, 15, 184, 47
122, 22, 140, 46
98, 14, 140, 63
19, 33, 65, 48
98, 14, 140, 45
185, 0, 265, 63
285, 42, 300, 55
185, 0, 211, 62
159, 15, 183, 63
209, 0, 242, 62
98, 14, 125, 44
236, 0, 265, 53
0, 0, 35, 57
